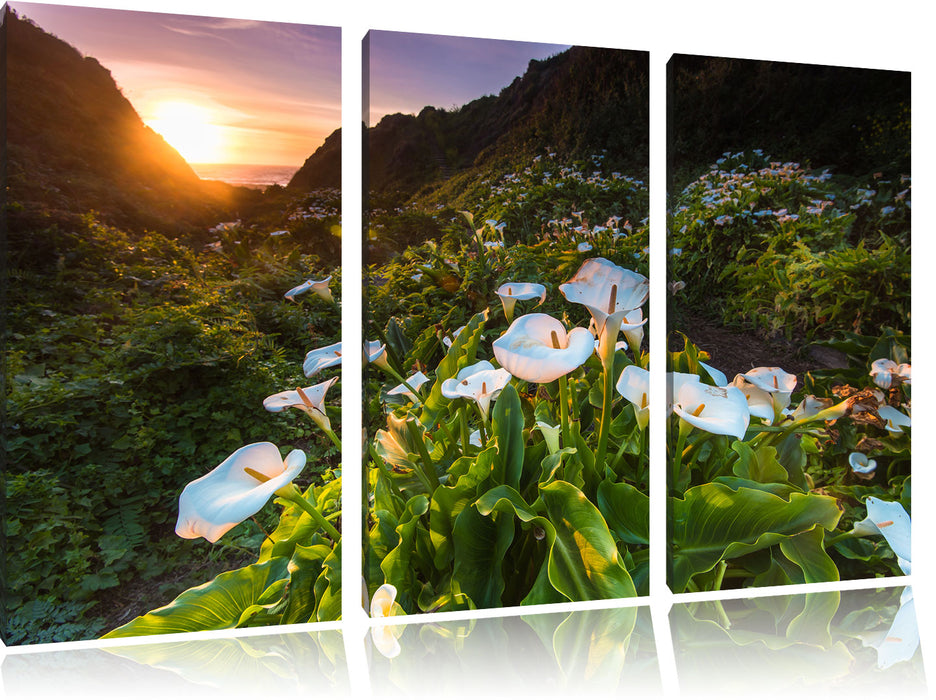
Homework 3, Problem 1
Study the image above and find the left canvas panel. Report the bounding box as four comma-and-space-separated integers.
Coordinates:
2, 2, 342, 644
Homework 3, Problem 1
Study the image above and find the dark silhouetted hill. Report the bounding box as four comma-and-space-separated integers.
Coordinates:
355, 45, 650, 200
3, 7, 243, 231
288, 127, 340, 190
668, 55, 910, 190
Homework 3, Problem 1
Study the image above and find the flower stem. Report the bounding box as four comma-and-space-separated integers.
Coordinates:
593, 348, 616, 475
277, 483, 341, 542
558, 375, 572, 449
671, 418, 691, 494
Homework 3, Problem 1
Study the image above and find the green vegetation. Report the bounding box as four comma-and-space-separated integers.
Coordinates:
4, 189, 342, 643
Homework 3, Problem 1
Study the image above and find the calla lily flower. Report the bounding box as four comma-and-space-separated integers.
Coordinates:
285, 276, 333, 304
867, 587, 918, 669
263, 377, 338, 432
672, 380, 750, 440
788, 394, 834, 420
175, 443, 306, 543
364, 340, 391, 371
870, 358, 911, 389
303, 342, 342, 378
370, 583, 405, 658
699, 362, 727, 387
851, 496, 911, 574
878, 405, 911, 433
441, 362, 512, 419
737, 367, 796, 416
559, 258, 648, 359
849, 451, 877, 475
492, 313, 594, 383
387, 371, 430, 402
666, 372, 703, 413
730, 375, 775, 424
616, 365, 649, 429
374, 414, 432, 471
495, 282, 547, 323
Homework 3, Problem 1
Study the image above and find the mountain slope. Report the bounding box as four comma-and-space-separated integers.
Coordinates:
3, 7, 239, 231
292, 46, 649, 202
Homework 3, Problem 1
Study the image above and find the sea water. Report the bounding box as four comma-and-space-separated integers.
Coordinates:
190, 163, 300, 188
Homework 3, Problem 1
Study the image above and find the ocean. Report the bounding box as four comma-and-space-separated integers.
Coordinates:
190, 163, 300, 189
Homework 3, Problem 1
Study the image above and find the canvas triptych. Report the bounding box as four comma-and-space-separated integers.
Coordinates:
1, 0, 915, 681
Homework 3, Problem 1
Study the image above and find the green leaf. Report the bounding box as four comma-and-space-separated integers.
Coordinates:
597, 479, 648, 545
779, 525, 840, 584
731, 442, 788, 484
102, 558, 290, 638
381, 495, 430, 595
491, 383, 525, 489
668, 483, 842, 592
313, 540, 342, 621
429, 446, 497, 568
540, 481, 637, 601
280, 543, 331, 625
452, 505, 515, 608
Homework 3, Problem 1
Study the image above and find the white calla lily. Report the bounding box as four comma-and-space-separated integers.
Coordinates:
387, 371, 430, 402
666, 372, 703, 413
730, 374, 775, 424
737, 366, 797, 416
615, 365, 649, 429
364, 340, 391, 371
303, 342, 342, 378
285, 276, 333, 304
176, 443, 306, 543
878, 405, 911, 433
370, 583, 404, 658
492, 313, 594, 383
848, 451, 877, 475
870, 358, 911, 389
263, 377, 338, 432
559, 258, 648, 354
851, 496, 911, 574
441, 362, 512, 419
672, 380, 750, 440
495, 282, 547, 323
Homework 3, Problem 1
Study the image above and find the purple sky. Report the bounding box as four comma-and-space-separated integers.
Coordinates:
11, 2, 340, 165
366, 31, 571, 126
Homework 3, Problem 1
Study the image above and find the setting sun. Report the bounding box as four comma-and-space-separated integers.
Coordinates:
145, 101, 226, 163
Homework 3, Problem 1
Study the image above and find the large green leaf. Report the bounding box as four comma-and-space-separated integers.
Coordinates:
491, 383, 525, 489
313, 540, 342, 621
419, 310, 488, 427
779, 525, 839, 584
381, 495, 430, 595
540, 481, 637, 601
731, 442, 788, 484
429, 446, 497, 568
452, 504, 515, 608
280, 543, 332, 625
668, 482, 842, 592
102, 558, 290, 638
597, 479, 648, 546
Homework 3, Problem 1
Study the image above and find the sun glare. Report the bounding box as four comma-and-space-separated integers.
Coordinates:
146, 101, 226, 164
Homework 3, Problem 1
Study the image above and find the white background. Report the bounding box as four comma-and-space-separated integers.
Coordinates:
3, 0, 932, 697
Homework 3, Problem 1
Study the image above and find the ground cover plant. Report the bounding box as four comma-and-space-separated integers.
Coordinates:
666, 151, 911, 591
4, 189, 344, 643
364, 155, 651, 616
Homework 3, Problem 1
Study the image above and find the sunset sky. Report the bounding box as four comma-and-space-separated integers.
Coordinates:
11, 2, 340, 166
366, 31, 570, 126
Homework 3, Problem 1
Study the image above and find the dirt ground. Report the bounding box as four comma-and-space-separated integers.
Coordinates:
669, 312, 849, 383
